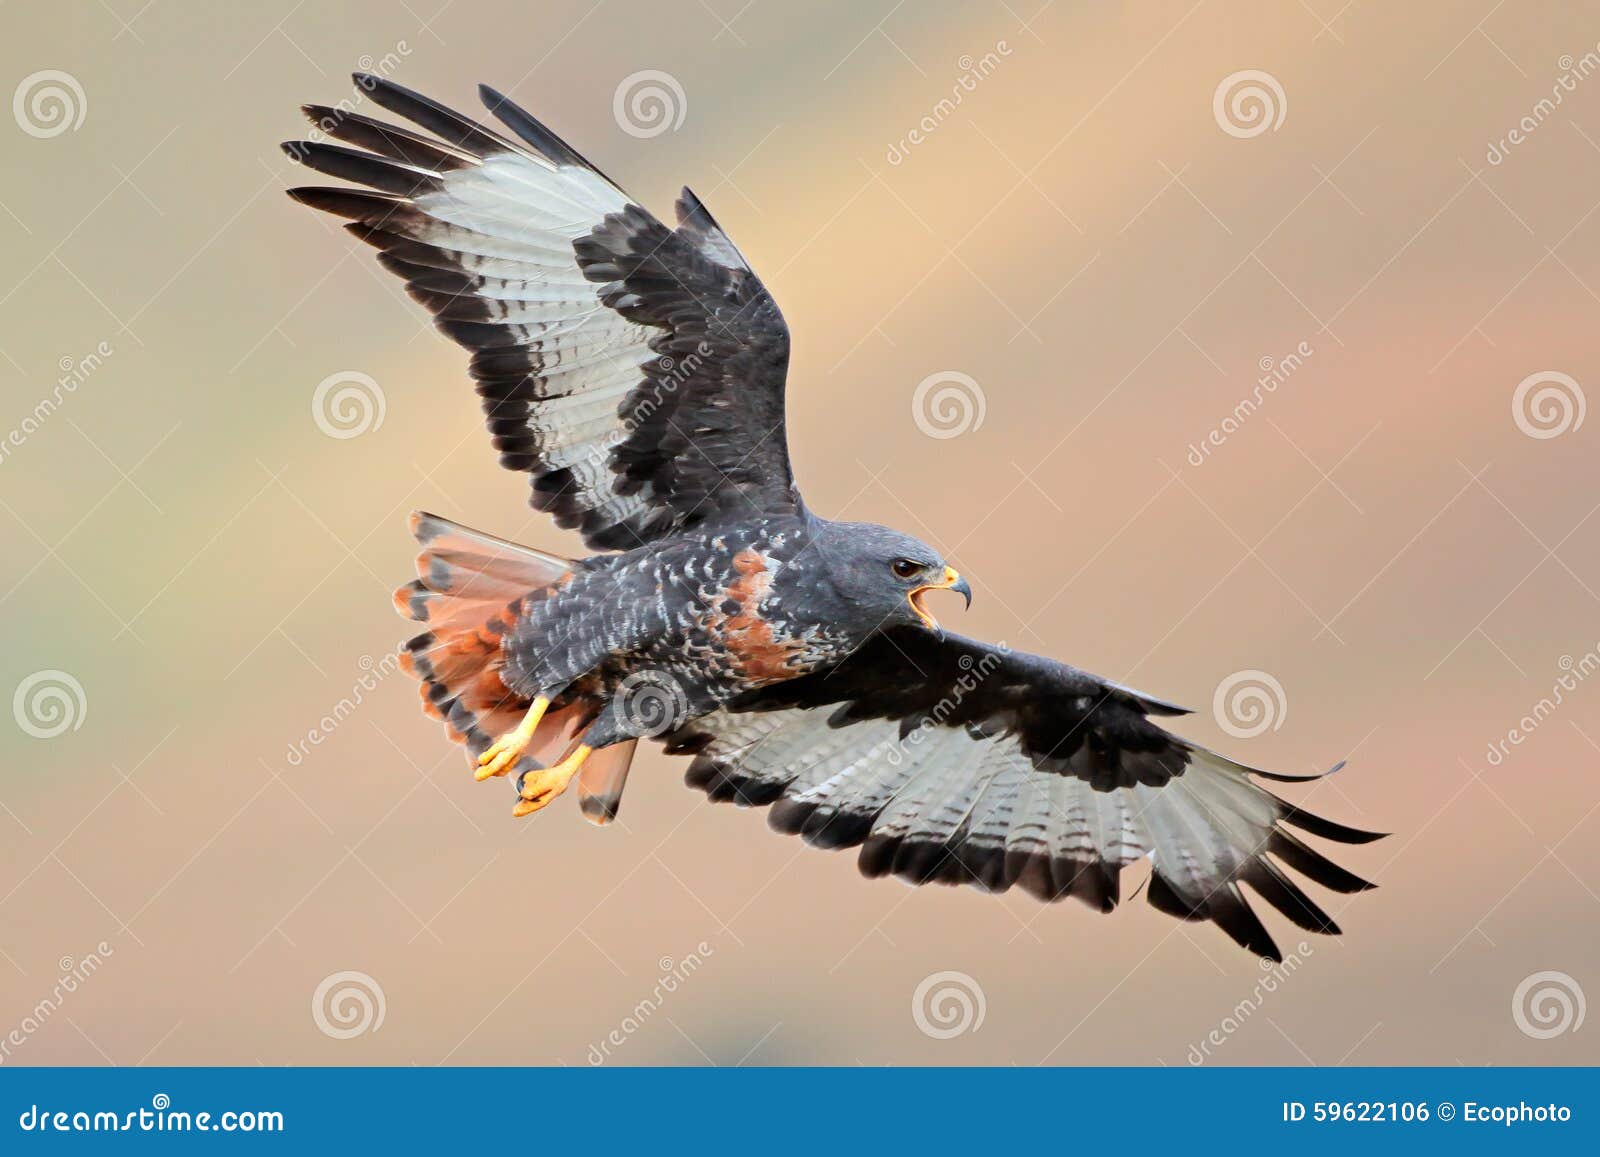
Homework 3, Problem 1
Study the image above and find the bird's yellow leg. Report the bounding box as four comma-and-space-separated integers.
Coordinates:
512, 743, 594, 818
475, 697, 550, 781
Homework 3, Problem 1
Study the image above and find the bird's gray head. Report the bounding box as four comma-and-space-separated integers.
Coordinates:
800, 521, 971, 638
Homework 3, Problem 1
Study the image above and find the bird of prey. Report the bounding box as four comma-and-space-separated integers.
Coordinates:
284, 75, 1382, 961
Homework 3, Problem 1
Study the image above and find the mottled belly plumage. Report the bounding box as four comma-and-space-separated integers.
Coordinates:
501, 525, 840, 746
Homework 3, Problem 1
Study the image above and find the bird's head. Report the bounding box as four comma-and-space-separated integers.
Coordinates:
807, 522, 971, 638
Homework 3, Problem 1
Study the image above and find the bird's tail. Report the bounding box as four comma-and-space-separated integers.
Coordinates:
394, 512, 582, 770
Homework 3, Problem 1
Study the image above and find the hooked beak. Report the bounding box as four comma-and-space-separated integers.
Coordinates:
908, 566, 972, 634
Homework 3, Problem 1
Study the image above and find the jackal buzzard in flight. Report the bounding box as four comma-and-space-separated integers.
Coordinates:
284, 76, 1381, 960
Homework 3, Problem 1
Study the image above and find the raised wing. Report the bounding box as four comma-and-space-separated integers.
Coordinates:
285, 77, 798, 550
667, 629, 1382, 961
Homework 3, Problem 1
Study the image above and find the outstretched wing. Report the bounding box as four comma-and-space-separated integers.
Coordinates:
667, 629, 1382, 961
285, 77, 798, 551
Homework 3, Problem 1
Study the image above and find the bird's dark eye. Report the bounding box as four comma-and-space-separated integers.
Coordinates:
891, 558, 921, 580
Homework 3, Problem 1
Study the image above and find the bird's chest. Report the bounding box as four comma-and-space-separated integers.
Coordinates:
681, 546, 805, 687
643, 540, 831, 691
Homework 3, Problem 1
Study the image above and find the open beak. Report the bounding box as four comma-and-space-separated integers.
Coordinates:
908, 567, 972, 633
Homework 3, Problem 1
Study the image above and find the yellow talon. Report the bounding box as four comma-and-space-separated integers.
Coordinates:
511, 744, 593, 818
475, 696, 550, 780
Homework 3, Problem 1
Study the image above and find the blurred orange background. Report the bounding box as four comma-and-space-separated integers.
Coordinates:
1, 0, 1596, 1065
